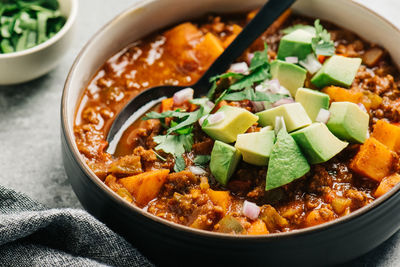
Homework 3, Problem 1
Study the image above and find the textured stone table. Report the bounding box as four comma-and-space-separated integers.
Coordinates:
0, 0, 399, 266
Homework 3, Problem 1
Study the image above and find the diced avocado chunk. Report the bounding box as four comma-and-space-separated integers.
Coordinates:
235, 130, 275, 166
311, 55, 362, 88
270, 60, 307, 96
256, 103, 312, 132
326, 102, 369, 143
210, 141, 241, 186
295, 88, 330, 121
266, 129, 310, 191
277, 29, 314, 60
291, 123, 349, 164
202, 105, 258, 143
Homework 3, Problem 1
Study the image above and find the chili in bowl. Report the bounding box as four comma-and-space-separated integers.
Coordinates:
61, 0, 400, 265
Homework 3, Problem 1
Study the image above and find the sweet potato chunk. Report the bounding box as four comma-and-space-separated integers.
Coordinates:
374, 173, 400, 198
247, 219, 269, 235
207, 189, 231, 213
372, 120, 400, 152
164, 22, 202, 52
350, 138, 395, 182
194, 32, 224, 70
222, 24, 242, 48
363, 47, 384, 67
322, 86, 363, 104
161, 98, 174, 112
119, 169, 170, 207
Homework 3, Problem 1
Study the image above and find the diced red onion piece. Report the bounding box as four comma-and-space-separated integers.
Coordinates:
206, 101, 215, 109
251, 101, 265, 112
272, 98, 295, 107
173, 88, 194, 105
207, 112, 225, 125
366, 130, 370, 139
299, 54, 322, 74
285, 56, 299, 64
269, 79, 281, 92
247, 53, 254, 65
315, 108, 331, 124
275, 116, 286, 134
198, 115, 207, 126
358, 103, 368, 113
189, 166, 207, 176
242, 200, 260, 220
229, 62, 249, 74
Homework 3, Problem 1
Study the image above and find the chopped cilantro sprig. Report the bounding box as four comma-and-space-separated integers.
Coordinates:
281, 19, 335, 57
311, 19, 335, 56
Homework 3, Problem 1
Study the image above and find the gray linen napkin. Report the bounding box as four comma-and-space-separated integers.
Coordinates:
0, 185, 154, 267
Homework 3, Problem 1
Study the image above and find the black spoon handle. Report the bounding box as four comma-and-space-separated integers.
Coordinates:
195, 0, 296, 90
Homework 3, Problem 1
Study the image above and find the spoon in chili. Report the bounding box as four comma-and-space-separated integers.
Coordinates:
107, 0, 296, 153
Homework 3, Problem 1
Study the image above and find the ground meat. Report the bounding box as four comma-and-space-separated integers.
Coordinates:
162, 171, 198, 196
108, 154, 142, 176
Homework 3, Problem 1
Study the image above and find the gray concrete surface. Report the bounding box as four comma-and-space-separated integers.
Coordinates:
0, 0, 399, 266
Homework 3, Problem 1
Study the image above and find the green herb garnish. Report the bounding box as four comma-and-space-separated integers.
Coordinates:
174, 155, 186, 172
281, 19, 335, 57
193, 155, 211, 166
0, 0, 66, 54
311, 19, 335, 56
222, 88, 287, 102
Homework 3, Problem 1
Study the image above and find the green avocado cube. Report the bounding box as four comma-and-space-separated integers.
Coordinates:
235, 130, 275, 166
295, 88, 330, 121
202, 105, 258, 143
210, 141, 241, 186
311, 55, 362, 88
266, 129, 310, 191
270, 60, 307, 96
256, 102, 312, 132
277, 29, 314, 60
326, 102, 369, 143
291, 123, 348, 164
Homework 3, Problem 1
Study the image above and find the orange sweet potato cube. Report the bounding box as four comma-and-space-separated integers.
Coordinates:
372, 120, 400, 152
207, 189, 231, 213
194, 32, 224, 70
119, 169, 170, 207
322, 86, 363, 104
247, 219, 269, 235
350, 138, 395, 182
374, 173, 400, 197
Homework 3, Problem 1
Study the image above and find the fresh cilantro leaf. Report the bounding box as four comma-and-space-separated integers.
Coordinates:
282, 24, 316, 35
170, 120, 193, 135
142, 109, 187, 120
166, 107, 204, 134
207, 81, 218, 99
154, 150, 166, 161
210, 72, 244, 82
311, 19, 335, 56
222, 88, 287, 102
190, 98, 213, 114
153, 134, 194, 156
229, 67, 271, 91
249, 43, 269, 71
194, 155, 211, 166
174, 155, 186, 172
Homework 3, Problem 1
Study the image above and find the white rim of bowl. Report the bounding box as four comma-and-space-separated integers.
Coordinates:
0, 0, 79, 59
62, 0, 400, 240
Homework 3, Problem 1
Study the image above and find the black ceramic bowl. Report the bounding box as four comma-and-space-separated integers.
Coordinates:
61, 0, 400, 265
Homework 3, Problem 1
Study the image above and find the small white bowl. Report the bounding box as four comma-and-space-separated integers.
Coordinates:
0, 0, 78, 85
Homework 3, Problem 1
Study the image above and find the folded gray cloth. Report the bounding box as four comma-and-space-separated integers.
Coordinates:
0, 185, 154, 267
